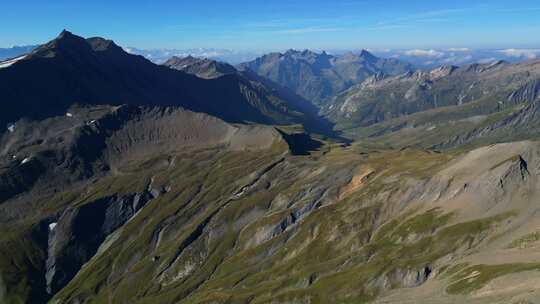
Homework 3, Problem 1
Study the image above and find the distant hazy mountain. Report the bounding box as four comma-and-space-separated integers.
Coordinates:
370, 48, 540, 69
163, 56, 238, 79
0, 45, 37, 60
124, 47, 263, 64
239, 49, 414, 105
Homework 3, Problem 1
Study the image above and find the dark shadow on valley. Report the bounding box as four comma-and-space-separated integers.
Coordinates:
277, 130, 324, 155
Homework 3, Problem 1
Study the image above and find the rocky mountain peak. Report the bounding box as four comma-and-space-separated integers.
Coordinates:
429, 65, 457, 79
163, 55, 238, 79
30, 29, 90, 58
282, 49, 321, 60
57, 29, 75, 39
359, 49, 377, 61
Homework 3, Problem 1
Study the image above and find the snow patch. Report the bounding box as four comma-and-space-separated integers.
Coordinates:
0, 55, 27, 69
49, 222, 57, 231
7, 123, 15, 133
66, 112, 73, 117
20, 157, 31, 165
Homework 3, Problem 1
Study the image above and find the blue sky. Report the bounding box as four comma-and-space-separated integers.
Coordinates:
1, 0, 539, 50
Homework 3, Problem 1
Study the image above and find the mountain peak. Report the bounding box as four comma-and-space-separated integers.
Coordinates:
30, 30, 89, 58
58, 29, 74, 38
359, 49, 377, 60
284, 48, 298, 56
54, 29, 84, 43
163, 55, 237, 79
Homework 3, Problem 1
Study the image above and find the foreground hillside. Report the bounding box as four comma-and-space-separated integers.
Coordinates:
2, 102, 540, 303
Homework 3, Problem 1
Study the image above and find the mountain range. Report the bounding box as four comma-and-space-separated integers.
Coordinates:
2, 30, 540, 304
324, 60, 540, 149
239, 49, 413, 105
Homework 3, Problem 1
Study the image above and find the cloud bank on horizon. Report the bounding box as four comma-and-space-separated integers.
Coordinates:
127, 46, 540, 68
365, 48, 540, 68
2, 42, 539, 68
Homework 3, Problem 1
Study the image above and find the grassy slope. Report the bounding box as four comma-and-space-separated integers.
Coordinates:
2, 138, 538, 304
46, 142, 535, 303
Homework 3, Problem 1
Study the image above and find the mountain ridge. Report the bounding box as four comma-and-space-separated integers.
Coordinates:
0, 30, 314, 130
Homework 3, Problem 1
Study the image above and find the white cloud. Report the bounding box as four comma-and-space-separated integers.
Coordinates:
447, 48, 470, 52
403, 49, 445, 58
478, 57, 497, 64
498, 49, 540, 59
441, 55, 473, 64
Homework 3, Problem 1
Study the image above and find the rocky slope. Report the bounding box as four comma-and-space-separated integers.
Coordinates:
436, 86, 540, 148
163, 56, 238, 79
325, 60, 540, 148
239, 49, 413, 105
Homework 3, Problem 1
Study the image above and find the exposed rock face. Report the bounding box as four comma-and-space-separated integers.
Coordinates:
45, 188, 158, 294
508, 79, 540, 104
378, 266, 433, 289
338, 168, 375, 200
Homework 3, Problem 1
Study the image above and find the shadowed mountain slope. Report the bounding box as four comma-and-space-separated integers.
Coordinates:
0, 30, 311, 130
163, 55, 341, 138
